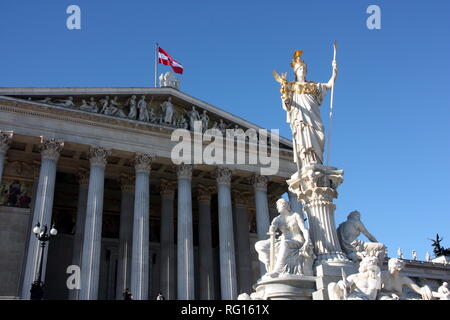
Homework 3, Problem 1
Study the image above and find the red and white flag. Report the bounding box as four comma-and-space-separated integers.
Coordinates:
158, 47, 184, 74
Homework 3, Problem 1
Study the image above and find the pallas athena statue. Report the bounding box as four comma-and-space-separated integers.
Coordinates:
274, 49, 337, 169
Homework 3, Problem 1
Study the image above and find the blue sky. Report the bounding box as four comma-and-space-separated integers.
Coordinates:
1, 0, 449, 259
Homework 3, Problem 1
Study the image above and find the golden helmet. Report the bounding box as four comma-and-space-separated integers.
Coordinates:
291, 50, 306, 69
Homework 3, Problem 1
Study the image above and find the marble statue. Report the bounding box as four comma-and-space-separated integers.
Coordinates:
378, 258, 433, 300
425, 252, 431, 262
412, 250, 418, 261
159, 71, 180, 89
186, 106, 200, 130
149, 108, 158, 123
274, 50, 337, 168
36, 97, 53, 104
109, 96, 126, 118
99, 96, 111, 115
435, 282, 450, 300
328, 256, 381, 300
255, 198, 314, 278
237, 292, 263, 300
79, 99, 92, 112
160, 97, 174, 124
237, 293, 251, 300
217, 119, 228, 135
397, 248, 404, 259
53, 97, 76, 108
178, 116, 188, 129
337, 210, 386, 263
126, 95, 138, 120
200, 110, 209, 132
88, 97, 98, 113
137, 96, 150, 122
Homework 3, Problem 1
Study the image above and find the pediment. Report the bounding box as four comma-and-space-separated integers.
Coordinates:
0, 87, 293, 150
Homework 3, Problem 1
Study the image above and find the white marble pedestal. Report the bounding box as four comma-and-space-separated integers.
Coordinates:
312, 261, 357, 300
253, 275, 317, 300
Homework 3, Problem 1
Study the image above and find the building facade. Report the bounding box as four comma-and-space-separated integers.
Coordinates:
0, 87, 296, 300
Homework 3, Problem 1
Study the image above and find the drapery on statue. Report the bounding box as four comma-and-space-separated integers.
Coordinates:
274, 50, 337, 169
337, 210, 386, 263
255, 198, 315, 278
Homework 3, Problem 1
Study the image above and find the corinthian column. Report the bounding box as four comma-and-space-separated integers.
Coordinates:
116, 174, 134, 299
159, 179, 176, 300
79, 145, 111, 300
130, 153, 153, 300
197, 184, 215, 300
21, 136, 64, 300
0, 130, 13, 184
291, 165, 348, 265
69, 168, 90, 300
177, 164, 194, 300
250, 175, 270, 275
232, 191, 253, 295
215, 167, 237, 300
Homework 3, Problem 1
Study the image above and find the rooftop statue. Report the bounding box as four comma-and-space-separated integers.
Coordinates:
255, 198, 314, 278
274, 49, 337, 169
430, 234, 450, 257
397, 248, 404, 259
159, 71, 180, 89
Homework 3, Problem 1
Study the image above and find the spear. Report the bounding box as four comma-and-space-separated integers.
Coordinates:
326, 41, 337, 166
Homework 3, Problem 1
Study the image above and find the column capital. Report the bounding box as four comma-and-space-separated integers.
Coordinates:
0, 130, 13, 154
250, 174, 268, 191
291, 165, 344, 204
88, 145, 111, 167
197, 184, 215, 203
78, 168, 90, 186
134, 153, 154, 174
160, 178, 176, 199
232, 190, 251, 208
177, 163, 193, 180
215, 167, 232, 186
40, 136, 64, 161
120, 173, 135, 192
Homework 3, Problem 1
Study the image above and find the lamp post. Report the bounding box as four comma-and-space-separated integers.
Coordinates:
29, 222, 58, 300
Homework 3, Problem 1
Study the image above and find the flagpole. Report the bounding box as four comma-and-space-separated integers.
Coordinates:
326, 41, 337, 166
154, 42, 159, 87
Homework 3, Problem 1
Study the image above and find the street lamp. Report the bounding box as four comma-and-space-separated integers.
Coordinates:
29, 222, 57, 300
